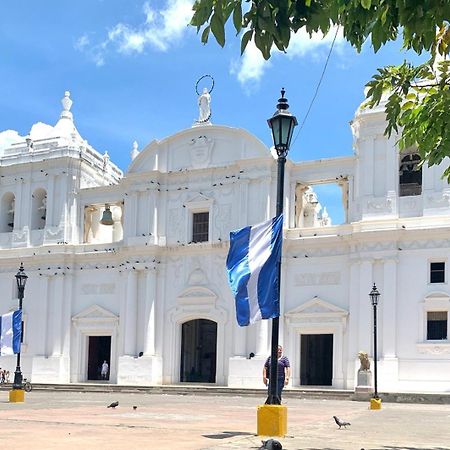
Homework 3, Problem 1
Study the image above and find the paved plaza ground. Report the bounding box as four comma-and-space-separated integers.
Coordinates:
0, 390, 449, 449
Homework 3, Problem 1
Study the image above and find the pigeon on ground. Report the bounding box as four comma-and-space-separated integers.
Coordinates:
107, 401, 119, 408
333, 415, 351, 429
133, 406, 137, 410
260, 439, 282, 449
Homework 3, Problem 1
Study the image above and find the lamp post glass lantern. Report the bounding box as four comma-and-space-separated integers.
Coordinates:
369, 283, 380, 399
266, 89, 297, 405
13, 262, 27, 390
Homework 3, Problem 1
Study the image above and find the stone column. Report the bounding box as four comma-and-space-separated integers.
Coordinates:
112, 204, 123, 242
46, 175, 55, 227
56, 175, 69, 229
124, 193, 137, 239
61, 272, 73, 357
362, 137, 375, 197
50, 274, 65, 356
338, 179, 349, 223
358, 259, 373, 354
124, 269, 138, 356
143, 269, 156, 355
289, 181, 296, 228
40, 275, 50, 355
233, 323, 247, 356
348, 260, 360, 364
256, 320, 269, 356
147, 192, 156, 238
238, 179, 249, 228
382, 258, 398, 358
15, 181, 24, 229
385, 136, 398, 194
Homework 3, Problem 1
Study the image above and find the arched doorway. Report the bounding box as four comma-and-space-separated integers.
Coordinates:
180, 319, 217, 383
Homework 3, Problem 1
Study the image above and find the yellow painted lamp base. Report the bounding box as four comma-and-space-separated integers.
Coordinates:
370, 398, 382, 410
9, 389, 25, 403
257, 404, 287, 437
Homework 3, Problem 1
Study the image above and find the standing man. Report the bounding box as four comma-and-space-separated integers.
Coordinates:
263, 345, 290, 402
101, 360, 109, 380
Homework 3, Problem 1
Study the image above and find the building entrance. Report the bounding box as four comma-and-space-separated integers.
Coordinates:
87, 336, 111, 381
180, 319, 217, 383
300, 334, 333, 386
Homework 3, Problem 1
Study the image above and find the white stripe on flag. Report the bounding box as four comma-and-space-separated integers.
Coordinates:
0, 311, 14, 356
247, 219, 273, 324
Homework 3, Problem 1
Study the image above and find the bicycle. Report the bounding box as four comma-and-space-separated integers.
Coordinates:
23, 378, 32, 392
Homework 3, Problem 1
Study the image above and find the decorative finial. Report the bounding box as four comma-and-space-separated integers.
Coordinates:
194, 75, 214, 126
62, 91, 72, 112
277, 88, 289, 111
131, 141, 140, 160
60, 91, 73, 120
101, 151, 110, 173
25, 136, 34, 152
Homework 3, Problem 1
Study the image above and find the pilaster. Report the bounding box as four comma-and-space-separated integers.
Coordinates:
358, 259, 373, 354
382, 258, 398, 358
124, 269, 138, 356
143, 269, 156, 356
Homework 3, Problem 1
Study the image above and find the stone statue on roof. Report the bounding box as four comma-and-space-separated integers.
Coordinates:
198, 88, 211, 123
194, 75, 214, 125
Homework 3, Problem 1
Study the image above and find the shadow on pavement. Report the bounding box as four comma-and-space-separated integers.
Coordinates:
203, 431, 255, 439
303, 447, 450, 450
380, 447, 450, 450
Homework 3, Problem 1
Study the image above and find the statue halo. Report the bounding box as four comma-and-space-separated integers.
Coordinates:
195, 75, 215, 96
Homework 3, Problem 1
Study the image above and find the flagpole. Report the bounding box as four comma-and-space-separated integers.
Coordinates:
10, 263, 27, 402
265, 89, 297, 405
266, 154, 286, 404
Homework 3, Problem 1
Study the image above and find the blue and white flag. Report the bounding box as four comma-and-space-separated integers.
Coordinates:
226, 215, 283, 326
0, 310, 22, 356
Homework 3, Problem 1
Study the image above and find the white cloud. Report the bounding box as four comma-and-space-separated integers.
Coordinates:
75, 34, 90, 51
76, 1, 194, 64
286, 27, 345, 59
232, 27, 347, 86
230, 40, 270, 87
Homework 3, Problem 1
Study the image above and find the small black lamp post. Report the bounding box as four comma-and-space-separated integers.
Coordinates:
13, 262, 27, 390
369, 283, 380, 400
265, 89, 297, 405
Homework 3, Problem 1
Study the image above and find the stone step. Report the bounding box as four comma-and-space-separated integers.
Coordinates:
2, 383, 450, 403
0, 382, 352, 399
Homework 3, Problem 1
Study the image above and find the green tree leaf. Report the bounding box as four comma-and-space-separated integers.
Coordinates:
240, 29, 253, 55
210, 12, 225, 47
233, 2, 242, 33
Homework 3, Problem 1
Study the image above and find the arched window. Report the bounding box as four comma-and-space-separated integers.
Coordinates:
399, 153, 422, 196
31, 188, 47, 230
0, 192, 15, 232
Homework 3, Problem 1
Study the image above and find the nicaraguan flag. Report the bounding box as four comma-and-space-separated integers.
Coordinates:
226, 215, 283, 326
0, 310, 22, 356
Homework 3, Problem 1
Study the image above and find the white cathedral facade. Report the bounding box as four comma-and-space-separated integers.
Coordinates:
0, 89, 449, 393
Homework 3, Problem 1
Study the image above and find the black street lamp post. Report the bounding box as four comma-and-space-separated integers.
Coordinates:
369, 283, 380, 399
266, 89, 297, 405
13, 262, 28, 390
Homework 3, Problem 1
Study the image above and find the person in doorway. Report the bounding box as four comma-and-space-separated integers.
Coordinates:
101, 360, 109, 380
263, 345, 290, 402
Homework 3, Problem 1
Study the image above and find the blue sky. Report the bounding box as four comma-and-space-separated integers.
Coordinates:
0, 1, 428, 223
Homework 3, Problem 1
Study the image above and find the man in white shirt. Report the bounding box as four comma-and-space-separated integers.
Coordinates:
101, 361, 109, 380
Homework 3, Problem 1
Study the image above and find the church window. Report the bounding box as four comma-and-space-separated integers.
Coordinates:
430, 262, 445, 284
1, 192, 15, 232
31, 188, 47, 230
427, 311, 447, 340
192, 212, 209, 242
399, 153, 422, 197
